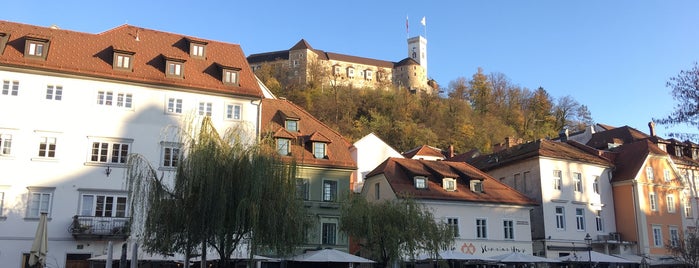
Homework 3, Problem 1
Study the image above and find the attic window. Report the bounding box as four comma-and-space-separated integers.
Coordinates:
333, 65, 342, 76
164, 57, 186, 78
113, 50, 134, 71
276, 138, 291, 156
470, 180, 483, 193
365, 70, 373, 80
24, 37, 49, 60
0, 33, 9, 55
313, 142, 327, 159
414, 176, 428, 189
285, 119, 299, 132
190, 42, 207, 58
222, 68, 239, 86
443, 178, 456, 191
347, 67, 355, 79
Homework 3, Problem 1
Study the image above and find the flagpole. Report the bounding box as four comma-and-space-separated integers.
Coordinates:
406, 15, 409, 39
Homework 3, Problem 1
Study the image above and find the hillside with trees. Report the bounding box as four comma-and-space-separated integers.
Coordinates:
255, 64, 593, 154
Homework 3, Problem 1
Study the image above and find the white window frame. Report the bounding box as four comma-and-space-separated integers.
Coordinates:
28, 41, 45, 56
322, 180, 338, 202
285, 119, 298, 132
26, 187, 54, 219
0, 132, 13, 157
167, 61, 183, 77
321, 220, 338, 245
167, 97, 183, 114
668, 195, 676, 213
225, 103, 242, 120
596, 210, 604, 232
650, 192, 658, 211
79, 191, 128, 218
198, 101, 212, 116
0, 189, 5, 218
470, 180, 483, 193
365, 70, 373, 80
503, 219, 514, 240
443, 178, 456, 191
685, 198, 693, 218
447, 217, 460, 237
476, 218, 488, 239
97, 90, 132, 109
276, 138, 290, 156
553, 170, 562, 190
555, 206, 565, 230
415, 176, 427, 189
160, 142, 181, 169
87, 137, 133, 165
36, 136, 57, 159
223, 69, 239, 85
347, 67, 355, 79
575, 208, 585, 231
313, 142, 327, 159
669, 226, 680, 247
647, 166, 654, 180
191, 44, 205, 57
664, 169, 671, 182
45, 85, 62, 101
652, 225, 663, 247
592, 176, 599, 194
2, 80, 19, 96
573, 172, 583, 192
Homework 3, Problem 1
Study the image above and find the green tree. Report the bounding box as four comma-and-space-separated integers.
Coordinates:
468, 68, 494, 115
666, 223, 699, 267
126, 117, 308, 268
655, 62, 699, 141
340, 195, 454, 268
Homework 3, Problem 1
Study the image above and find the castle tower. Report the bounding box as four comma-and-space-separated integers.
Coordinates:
407, 35, 427, 75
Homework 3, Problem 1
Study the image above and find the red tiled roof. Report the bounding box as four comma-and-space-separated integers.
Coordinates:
247, 39, 396, 69
367, 158, 537, 206
0, 20, 262, 98
586, 126, 650, 150
468, 139, 612, 171
610, 140, 668, 183
261, 98, 356, 169
402, 145, 446, 159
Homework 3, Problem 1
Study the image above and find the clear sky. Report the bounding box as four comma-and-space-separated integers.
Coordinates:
5, 0, 699, 138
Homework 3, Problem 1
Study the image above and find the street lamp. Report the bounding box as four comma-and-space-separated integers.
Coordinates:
585, 233, 592, 268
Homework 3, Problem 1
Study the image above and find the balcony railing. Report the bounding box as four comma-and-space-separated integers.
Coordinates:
69, 215, 130, 240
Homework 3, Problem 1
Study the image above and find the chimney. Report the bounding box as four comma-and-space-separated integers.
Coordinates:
649, 121, 656, 137
559, 128, 569, 142
448, 145, 454, 158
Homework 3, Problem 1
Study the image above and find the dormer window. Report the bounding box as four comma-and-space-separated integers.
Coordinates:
0, 33, 9, 55
285, 119, 299, 132
415, 176, 428, 189
347, 67, 355, 79
276, 138, 291, 156
164, 57, 185, 78
333, 65, 342, 76
189, 40, 207, 59
365, 70, 373, 80
313, 142, 327, 159
470, 180, 483, 193
113, 50, 134, 71
443, 178, 456, 191
222, 69, 239, 86
24, 37, 49, 60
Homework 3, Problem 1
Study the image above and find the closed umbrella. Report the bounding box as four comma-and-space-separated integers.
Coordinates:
29, 212, 48, 268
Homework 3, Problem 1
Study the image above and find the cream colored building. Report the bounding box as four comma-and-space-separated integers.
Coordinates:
247, 36, 436, 94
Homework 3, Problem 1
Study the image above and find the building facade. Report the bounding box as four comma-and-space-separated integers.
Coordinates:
247, 37, 436, 94
0, 20, 263, 267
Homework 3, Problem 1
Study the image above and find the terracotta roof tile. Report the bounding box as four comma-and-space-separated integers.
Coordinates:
610, 140, 668, 183
0, 20, 262, 98
261, 98, 356, 169
367, 158, 537, 206
586, 126, 650, 149
402, 145, 446, 159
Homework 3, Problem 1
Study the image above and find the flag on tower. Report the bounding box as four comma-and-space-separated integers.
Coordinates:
406, 15, 409, 34
420, 16, 426, 26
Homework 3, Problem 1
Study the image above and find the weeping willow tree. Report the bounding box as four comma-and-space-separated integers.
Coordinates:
127, 116, 309, 268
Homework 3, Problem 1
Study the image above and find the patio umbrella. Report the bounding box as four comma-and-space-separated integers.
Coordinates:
490, 252, 560, 263
290, 249, 375, 263
29, 212, 48, 268
558, 251, 637, 264
415, 250, 496, 262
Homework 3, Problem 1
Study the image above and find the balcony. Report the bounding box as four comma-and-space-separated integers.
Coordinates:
69, 215, 130, 240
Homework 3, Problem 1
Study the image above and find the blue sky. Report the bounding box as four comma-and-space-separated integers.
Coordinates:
5, 0, 699, 138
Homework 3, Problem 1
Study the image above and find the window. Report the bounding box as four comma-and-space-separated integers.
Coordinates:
161, 143, 181, 168
113, 51, 134, 71
97, 91, 132, 109
191, 43, 206, 58
296, 178, 309, 200
470, 180, 483, 193
292, 60, 299, 67
652, 225, 663, 247
25, 39, 48, 59
223, 69, 239, 85
166, 60, 184, 78
0, 133, 12, 156
374, 183, 380, 200
555, 206, 565, 230
668, 195, 676, 213
313, 142, 327, 159
575, 208, 585, 231
347, 68, 354, 79
443, 178, 456, 191
333, 66, 341, 76
276, 138, 290, 156
592, 176, 599, 194
167, 98, 183, 114
664, 169, 671, 182
2, 80, 19, 96
198, 102, 212, 116
447, 218, 459, 237
647, 166, 654, 180
685, 198, 693, 218
37, 136, 57, 158
415, 176, 427, 189
573, 172, 583, 192
650, 192, 658, 211
476, 218, 487, 239
322, 222, 337, 245
27, 187, 54, 218
285, 119, 299, 132
323, 180, 338, 202
596, 210, 603, 232
514, 173, 521, 191
45, 85, 62, 100
553, 170, 562, 190
80, 193, 127, 217
670, 227, 680, 247
225, 104, 242, 120
89, 139, 132, 164
503, 220, 514, 240
365, 70, 373, 80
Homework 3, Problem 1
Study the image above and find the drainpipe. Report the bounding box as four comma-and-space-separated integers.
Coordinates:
251, 99, 262, 143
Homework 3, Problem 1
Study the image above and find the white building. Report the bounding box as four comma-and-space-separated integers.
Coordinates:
350, 133, 403, 192
361, 157, 537, 258
0, 20, 263, 267
467, 139, 624, 259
